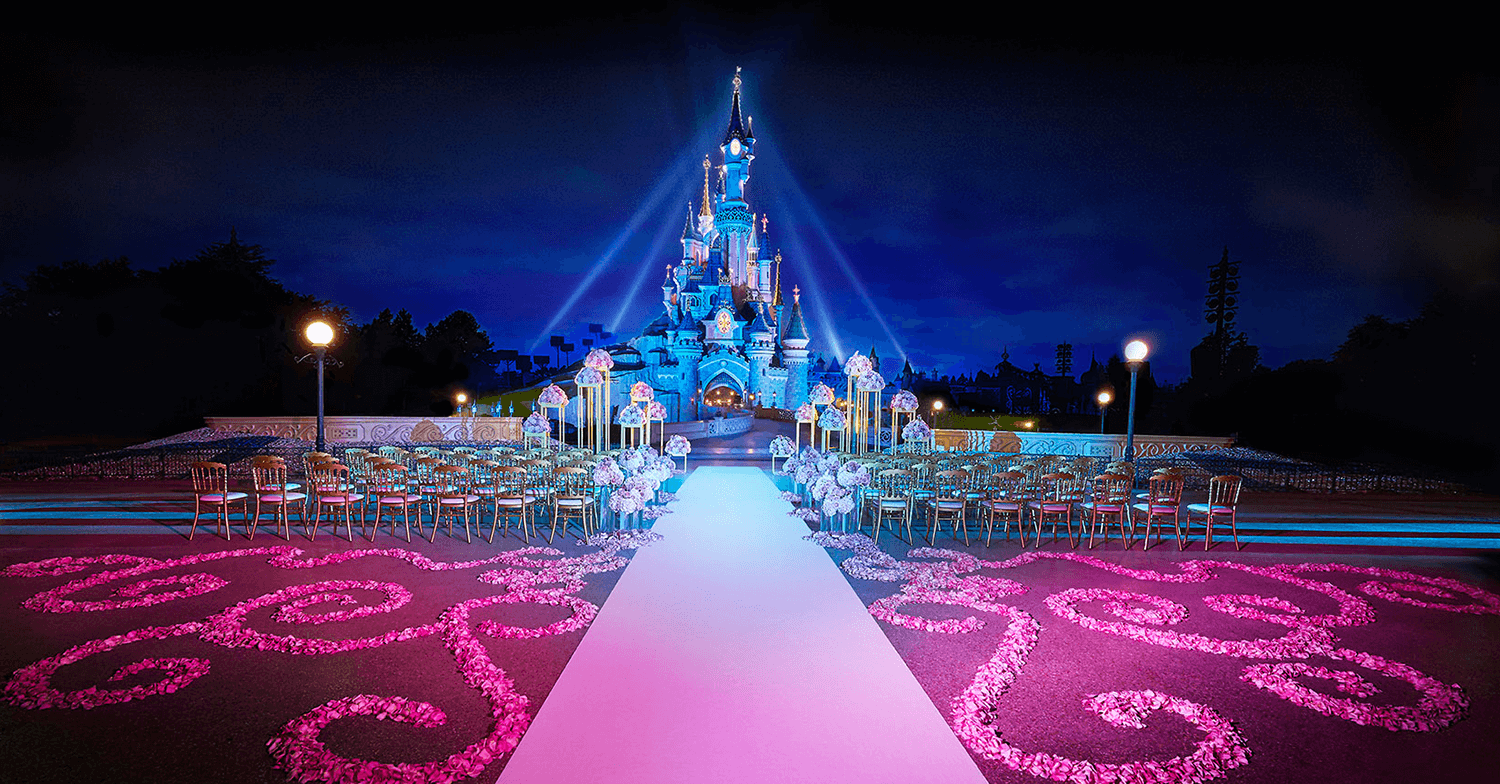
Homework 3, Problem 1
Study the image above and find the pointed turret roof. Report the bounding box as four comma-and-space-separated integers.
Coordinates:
661, 265, 675, 288
681, 203, 697, 240
782, 285, 809, 343
724, 67, 747, 144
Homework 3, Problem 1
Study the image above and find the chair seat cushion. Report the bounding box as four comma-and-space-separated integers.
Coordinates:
200, 492, 248, 502
379, 494, 422, 504
878, 500, 908, 510
934, 500, 964, 510
260, 493, 306, 503
1079, 502, 1124, 512
319, 493, 362, 504
1028, 501, 1071, 512
439, 495, 480, 505
1132, 503, 1179, 513
986, 500, 1021, 511
1186, 504, 1236, 515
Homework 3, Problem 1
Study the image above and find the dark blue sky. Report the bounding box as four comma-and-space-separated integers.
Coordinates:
5, 15, 1495, 382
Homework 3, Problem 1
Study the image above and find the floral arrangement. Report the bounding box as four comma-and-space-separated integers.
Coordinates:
890, 389, 918, 412
584, 348, 614, 371
856, 370, 885, 392
537, 384, 568, 407
521, 412, 551, 437
630, 381, 654, 402
646, 400, 667, 420
794, 402, 818, 422
664, 435, 691, 457
769, 435, 796, 458
902, 418, 932, 441
808, 383, 835, 405
616, 404, 645, 427
573, 366, 603, 387
592, 457, 624, 488
843, 352, 872, 377
818, 407, 846, 431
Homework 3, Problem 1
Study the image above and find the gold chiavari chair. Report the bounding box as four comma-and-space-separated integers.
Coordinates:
926, 469, 971, 545
308, 462, 363, 541
250, 458, 305, 540
1132, 471, 1186, 551
489, 466, 539, 543
1082, 472, 1133, 549
869, 468, 913, 544
370, 463, 422, 542
549, 466, 597, 543
1184, 475, 1244, 551
981, 470, 1027, 546
431, 464, 481, 543
189, 461, 247, 540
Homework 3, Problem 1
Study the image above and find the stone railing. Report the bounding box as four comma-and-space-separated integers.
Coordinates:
660, 411, 756, 440
205, 416, 523, 444
930, 430, 1234, 459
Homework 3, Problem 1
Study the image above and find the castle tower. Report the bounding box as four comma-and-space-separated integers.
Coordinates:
715, 68, 756, 286
781, 285, 811, 408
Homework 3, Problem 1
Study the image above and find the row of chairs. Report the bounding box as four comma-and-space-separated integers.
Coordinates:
188, 450, 609, 544
830, 457, 1242, 550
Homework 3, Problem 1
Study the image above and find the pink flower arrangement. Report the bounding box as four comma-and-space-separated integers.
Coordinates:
630, 381, 654, 402
584, 348, 614, 371
617, 404, 645, 427
808, 383, 834, 405
890, 389, 918, 412
843, 352, 872, 377
769, 435, 796, 457
818, 407, 846, 430
573, 366, 603, 387
794, 402, 818, 422
646, 400, 667, 420
537, 384, 568, 407
856, 370, 885, 392
521, 412, 551, 437
902, 418, 932, 441
664, 435, 691, 457
592, 458, 625, 487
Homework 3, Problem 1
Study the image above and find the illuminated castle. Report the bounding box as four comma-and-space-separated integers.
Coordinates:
609, 69, 812, 421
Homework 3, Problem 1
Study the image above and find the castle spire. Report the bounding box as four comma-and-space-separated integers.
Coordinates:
700, 157, 713, 217
772, 250, 783, 306
724, 66, 746, 144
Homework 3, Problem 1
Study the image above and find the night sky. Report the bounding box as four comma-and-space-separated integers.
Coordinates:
5, 16, 1495, 383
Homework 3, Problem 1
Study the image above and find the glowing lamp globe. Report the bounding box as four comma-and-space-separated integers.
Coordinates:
1124, 340, 1149, 363
305, 321, 334, 347
1097, 391, 1112, 406
456, 393, 467, 404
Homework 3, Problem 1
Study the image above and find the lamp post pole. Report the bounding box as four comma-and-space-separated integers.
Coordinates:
314, 346, 327, 452
1123, 340, 1149, 462
300, 321, 336, 453
1097, 390, 1111, 435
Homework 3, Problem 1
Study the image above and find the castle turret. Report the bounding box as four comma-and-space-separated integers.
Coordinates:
781, 285, 811, 408
715, 68, 756, 286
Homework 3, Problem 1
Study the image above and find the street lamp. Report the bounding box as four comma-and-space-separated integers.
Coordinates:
455, 392, 469, 442
301, 321, 335, 452
931, 399, 944, 425
1096, 390, 1112, 434
1123, 339, 1149, 461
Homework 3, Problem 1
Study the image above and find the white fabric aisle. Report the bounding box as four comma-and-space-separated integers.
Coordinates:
497, 466, 987, 783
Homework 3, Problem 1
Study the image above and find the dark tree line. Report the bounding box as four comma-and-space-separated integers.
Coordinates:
1, 235, 510, 444
1168, 285, 1500, 491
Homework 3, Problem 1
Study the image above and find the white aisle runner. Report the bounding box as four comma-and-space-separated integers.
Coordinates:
498, 466, 986, 783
